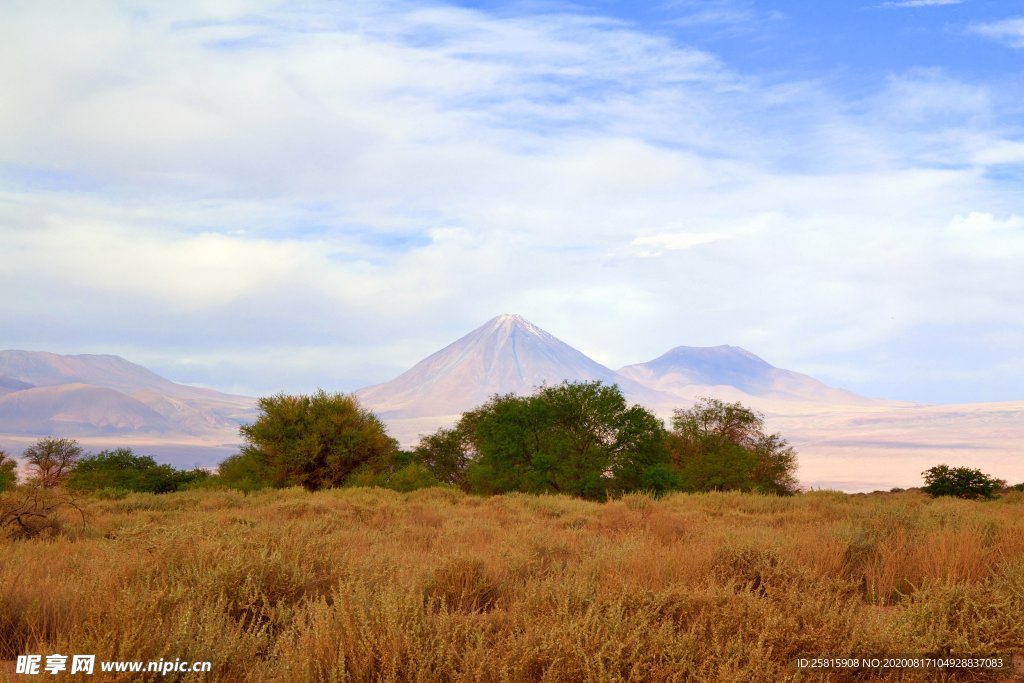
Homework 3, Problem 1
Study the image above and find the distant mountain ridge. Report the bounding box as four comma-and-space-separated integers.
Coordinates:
0, 350, 256, 438
617, 345, 870, 405
1, 350, 222, 397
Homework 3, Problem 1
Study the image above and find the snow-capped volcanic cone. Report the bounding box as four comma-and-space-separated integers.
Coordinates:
617, 345, 870, 405
356, 314, 665, 418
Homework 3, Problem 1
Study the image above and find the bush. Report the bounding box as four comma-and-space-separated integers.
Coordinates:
68, 448, 207, 494
0, 485, 85, 539
347, 463, 445, 493
0, 449, 17, 492
921, 465, 1006, 500
93, 487, 131, 500
202, 450, 272, 493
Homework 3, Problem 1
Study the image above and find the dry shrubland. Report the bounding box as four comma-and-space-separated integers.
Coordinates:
1, 487, 1023, 681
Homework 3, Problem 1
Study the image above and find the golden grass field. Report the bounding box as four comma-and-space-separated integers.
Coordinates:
2, 487, 1023, 682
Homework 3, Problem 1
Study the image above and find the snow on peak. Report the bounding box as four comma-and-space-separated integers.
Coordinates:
489, 313, 546, 338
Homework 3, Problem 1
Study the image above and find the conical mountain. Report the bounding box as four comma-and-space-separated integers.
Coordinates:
356, 314, 661, 417
618, 345, 869, 405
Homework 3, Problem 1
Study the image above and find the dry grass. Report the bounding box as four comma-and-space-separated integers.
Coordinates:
1, 487, 1023, 681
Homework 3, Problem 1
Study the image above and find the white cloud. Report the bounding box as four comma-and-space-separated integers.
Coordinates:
971, 17, 1024, 48
0, 1, 1021, 400
629, 232, 725, 257
948, 211, 1024, 234
947, 212, 1024, 249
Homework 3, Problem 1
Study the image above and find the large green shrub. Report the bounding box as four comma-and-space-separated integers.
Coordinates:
667, 397, 799, 495
239, 390, 398, 491
921, 464, 1005, 500
455, 381, 676, 500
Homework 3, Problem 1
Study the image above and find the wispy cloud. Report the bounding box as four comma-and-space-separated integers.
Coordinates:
658, 0, 783, 35
878, 0, 963, 7
971, 16, 1024, 47
628, 232, 725, 257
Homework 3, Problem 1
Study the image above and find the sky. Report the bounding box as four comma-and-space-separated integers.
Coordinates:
1, 0, 1022, 403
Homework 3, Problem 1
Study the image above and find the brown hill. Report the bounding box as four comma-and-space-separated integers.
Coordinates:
0, 351, 256, 467
0, 384, 175, 436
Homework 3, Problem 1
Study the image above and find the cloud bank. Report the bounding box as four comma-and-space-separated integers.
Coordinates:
0, 1, 1022, 403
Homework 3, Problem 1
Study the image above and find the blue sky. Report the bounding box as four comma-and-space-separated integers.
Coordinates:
1, 0, 1022, 403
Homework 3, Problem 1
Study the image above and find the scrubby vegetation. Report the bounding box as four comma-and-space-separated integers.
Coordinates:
218, 383, 799, 500
0, 484, 84, 539
68, 449, 209, 496
1, 487, 1022, 681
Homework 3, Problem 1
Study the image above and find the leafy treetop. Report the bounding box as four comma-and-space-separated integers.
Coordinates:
668, 397, 798, 495
239, 390, 398, 491
23, 437, 83, 488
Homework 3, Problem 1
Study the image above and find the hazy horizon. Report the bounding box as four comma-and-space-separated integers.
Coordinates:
2, 1, 1022, 404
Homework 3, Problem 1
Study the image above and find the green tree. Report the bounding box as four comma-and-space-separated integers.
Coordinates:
460, 381, 676, 500
921, 465, 1005, 500
23, 437, 83, 488
413, 427, 473, 487
668, 397, 798, 495
0, 449, 17, 492
67, 449, 205, 494
239, 390, 398, 491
